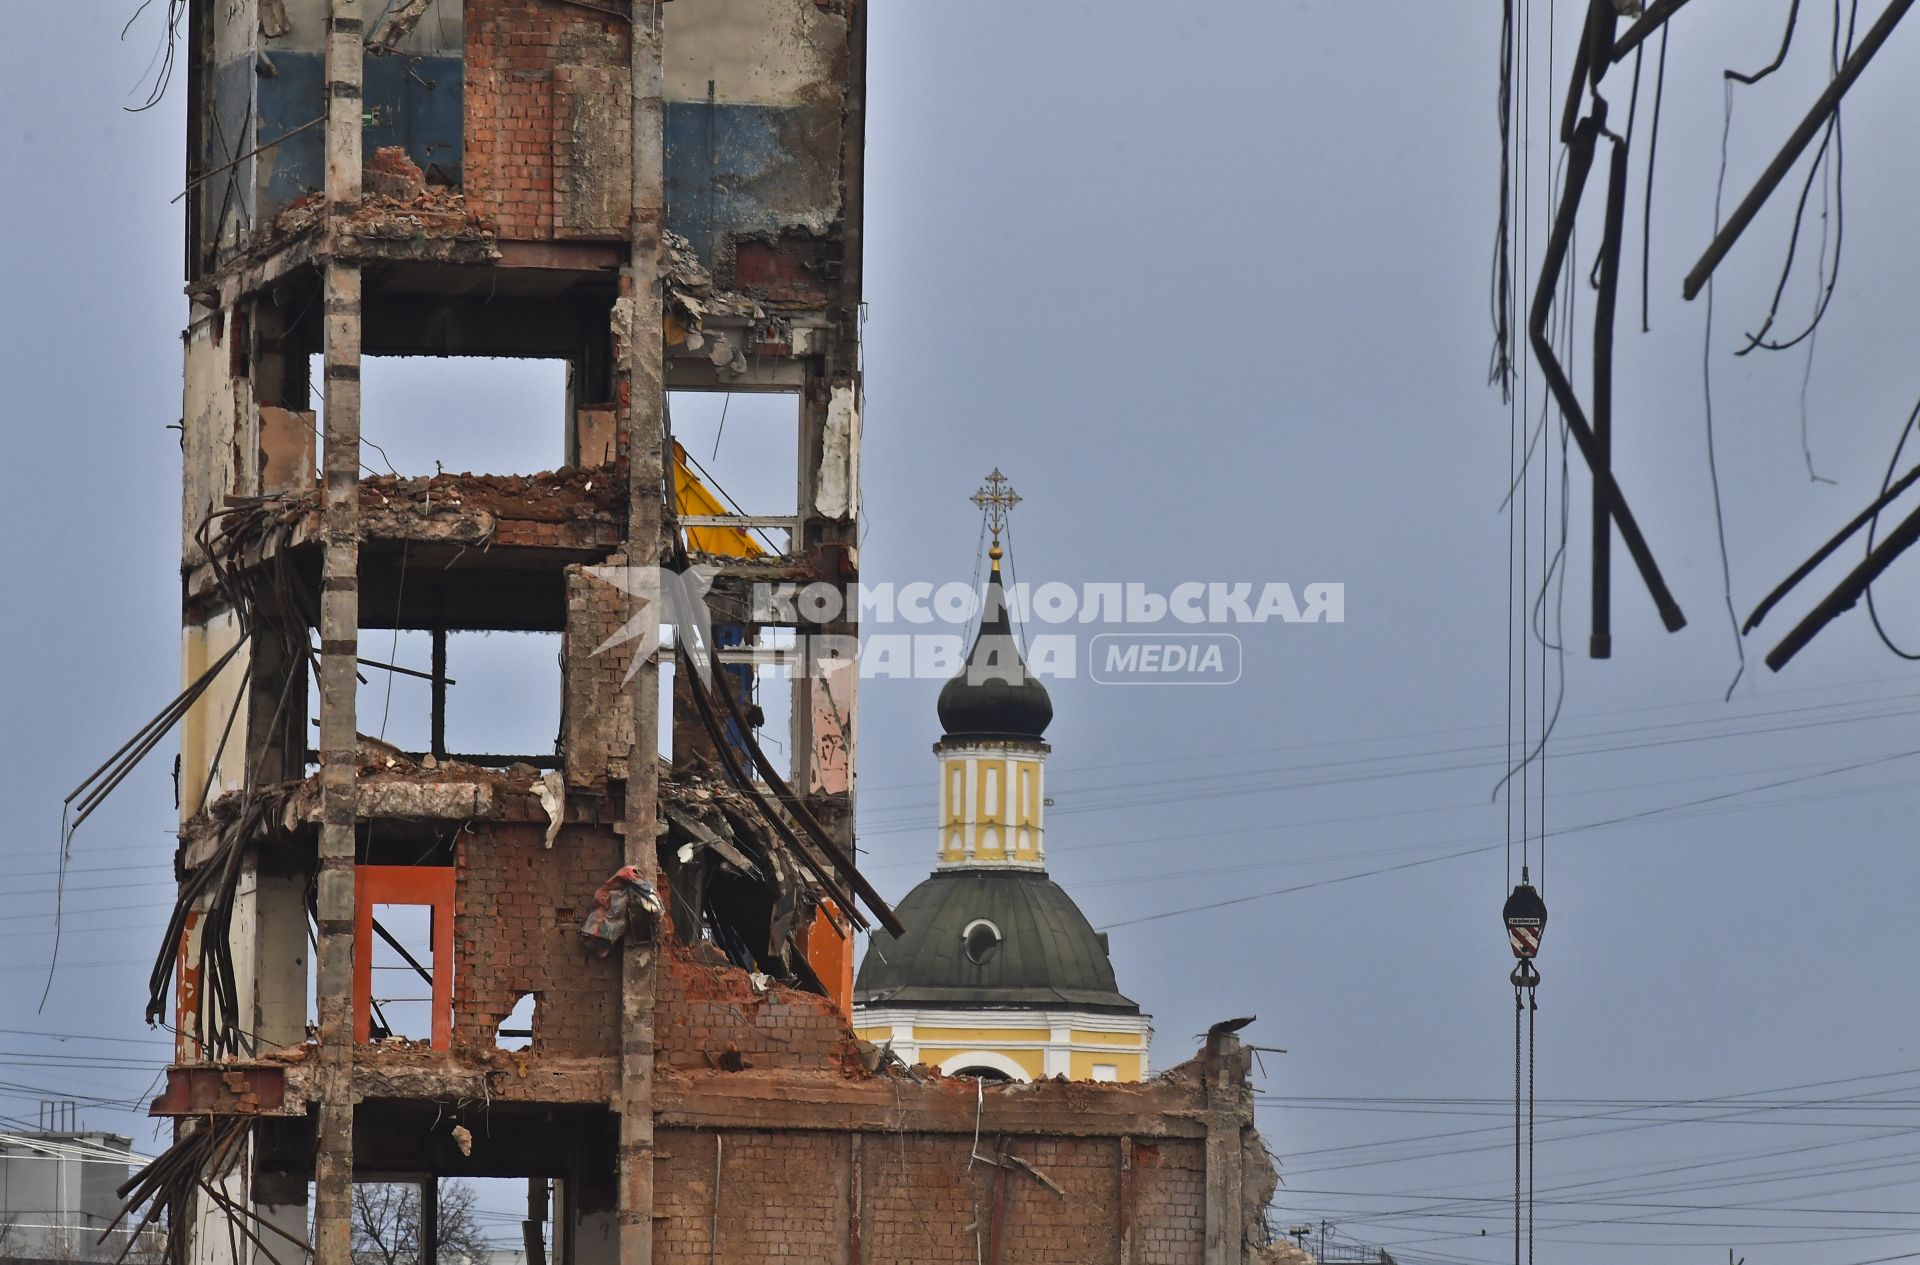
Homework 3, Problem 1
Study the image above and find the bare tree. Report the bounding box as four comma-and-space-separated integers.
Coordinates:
351, 1180, 489, 1265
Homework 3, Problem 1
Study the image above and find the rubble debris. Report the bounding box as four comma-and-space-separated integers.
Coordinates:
364, 145, 427, 201
368, 0, 436, 51
340, 182, 498, 243
249, 175, 499, 266
665, 230, 786, 378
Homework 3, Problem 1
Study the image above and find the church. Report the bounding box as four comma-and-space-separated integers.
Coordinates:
853, 477, 1152, 1081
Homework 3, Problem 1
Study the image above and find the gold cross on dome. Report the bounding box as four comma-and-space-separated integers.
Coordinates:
970, 469, 1021, 548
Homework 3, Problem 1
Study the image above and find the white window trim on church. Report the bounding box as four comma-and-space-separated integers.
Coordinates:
935, 1050, 1031, 1081
852, 1006, 1154, 1080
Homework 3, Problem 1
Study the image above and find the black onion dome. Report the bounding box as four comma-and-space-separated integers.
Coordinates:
854, 870, 1138, 1013
936, 557, 1053, 741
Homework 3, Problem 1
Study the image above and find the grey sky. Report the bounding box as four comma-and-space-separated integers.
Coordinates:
10, 3, 1920, 1262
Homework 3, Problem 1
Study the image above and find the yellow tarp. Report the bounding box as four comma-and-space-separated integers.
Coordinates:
672, 441, 764, 558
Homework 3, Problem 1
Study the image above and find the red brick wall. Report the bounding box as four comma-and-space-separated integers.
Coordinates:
655, 1131, 1130, 1265
654, 946, 861, 1072
656, 1129, 851, 1264
988, 1137, 1126, 1264
1130, 1140, 1209, 1264
464, 0, 628, 240
454, 821, 621, 1058
857, 1134, 977, 1263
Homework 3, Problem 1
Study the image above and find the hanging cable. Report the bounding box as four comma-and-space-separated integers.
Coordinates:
1865, 398, 1920, 659
1514, 981, 1523, 1265
1640, 24, 1670, 333
1492, 0, 1518, 399
1704, 80, 1748, 701
1528, 977, 1538, 1265
1734, 0, 1858, 357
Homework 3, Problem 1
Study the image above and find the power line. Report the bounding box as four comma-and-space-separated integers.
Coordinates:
858, 688, 1920, 833
1096, 748, 1920, 929
853, 670, 1920, 802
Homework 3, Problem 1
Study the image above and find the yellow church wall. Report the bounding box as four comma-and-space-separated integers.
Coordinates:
1014, 760, 1039, 826
854, 1020, 1147, 1083
905, 1025, 1051, 1044
1068, 1029, 1144, 1048
999, 1048, 1048, 1079
1070, 1049, 1143, 1080
945, 761, 965, 824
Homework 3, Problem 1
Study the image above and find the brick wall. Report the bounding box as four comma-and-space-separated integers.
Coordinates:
654, 1130, 1157, 1264
987, 1137, 1125, 1264
858, 1134, 977, 1263
1130, 1140, 1208, 1265
654, 945, 860, 1071
656, 1129, 851, 1264
454, 820, 621, 1058
562, 563, 635, 787
464, 0, 628, 240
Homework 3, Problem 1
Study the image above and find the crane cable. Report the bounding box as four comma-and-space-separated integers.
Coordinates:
1529, 979, 1537, 1265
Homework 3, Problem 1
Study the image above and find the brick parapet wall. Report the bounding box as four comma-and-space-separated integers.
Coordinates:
654, 943, 863, 1072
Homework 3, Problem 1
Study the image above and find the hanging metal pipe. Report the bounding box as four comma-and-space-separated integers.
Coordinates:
1590, 138, 1632, 658
1743, 463, 1920, 633
1529, 107, 1687, 633
1765, 499, 1920, 670
1683, 0, 1916, 300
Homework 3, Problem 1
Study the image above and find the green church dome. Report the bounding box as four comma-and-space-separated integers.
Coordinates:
855, 869, 1138, 1014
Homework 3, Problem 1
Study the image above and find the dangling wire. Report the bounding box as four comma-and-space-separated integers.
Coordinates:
1703, 78, 1748, 703
1733, 0, 1857, 358
1865, 398, 1920, 659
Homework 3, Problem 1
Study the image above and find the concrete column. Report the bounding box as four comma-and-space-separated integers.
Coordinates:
420, 1179, 439, 1265
790, 364, 857, 849
312, 2, 363, 1262
618, 4, 665, 1263
574, 1208, 619, 1265
793, 0, 865, 883
1203, 1115, 1245, 1265
1202, 1035, 1250, 1265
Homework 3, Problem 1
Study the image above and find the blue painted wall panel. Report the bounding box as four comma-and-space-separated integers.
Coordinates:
206, 56, 260, 247
252, 52, 464, 221
365, 54, 465, 186
665, 100, 837, 264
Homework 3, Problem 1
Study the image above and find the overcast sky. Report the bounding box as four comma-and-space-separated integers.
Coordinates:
11, 3, 1920, 1263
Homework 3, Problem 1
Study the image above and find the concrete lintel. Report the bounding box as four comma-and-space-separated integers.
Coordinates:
652, 1071, 1214, 1140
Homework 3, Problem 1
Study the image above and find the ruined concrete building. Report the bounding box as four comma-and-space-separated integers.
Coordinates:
132, 1, 1286, 1261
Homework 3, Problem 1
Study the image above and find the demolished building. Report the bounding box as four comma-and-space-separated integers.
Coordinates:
111, 1, 1289, 1260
